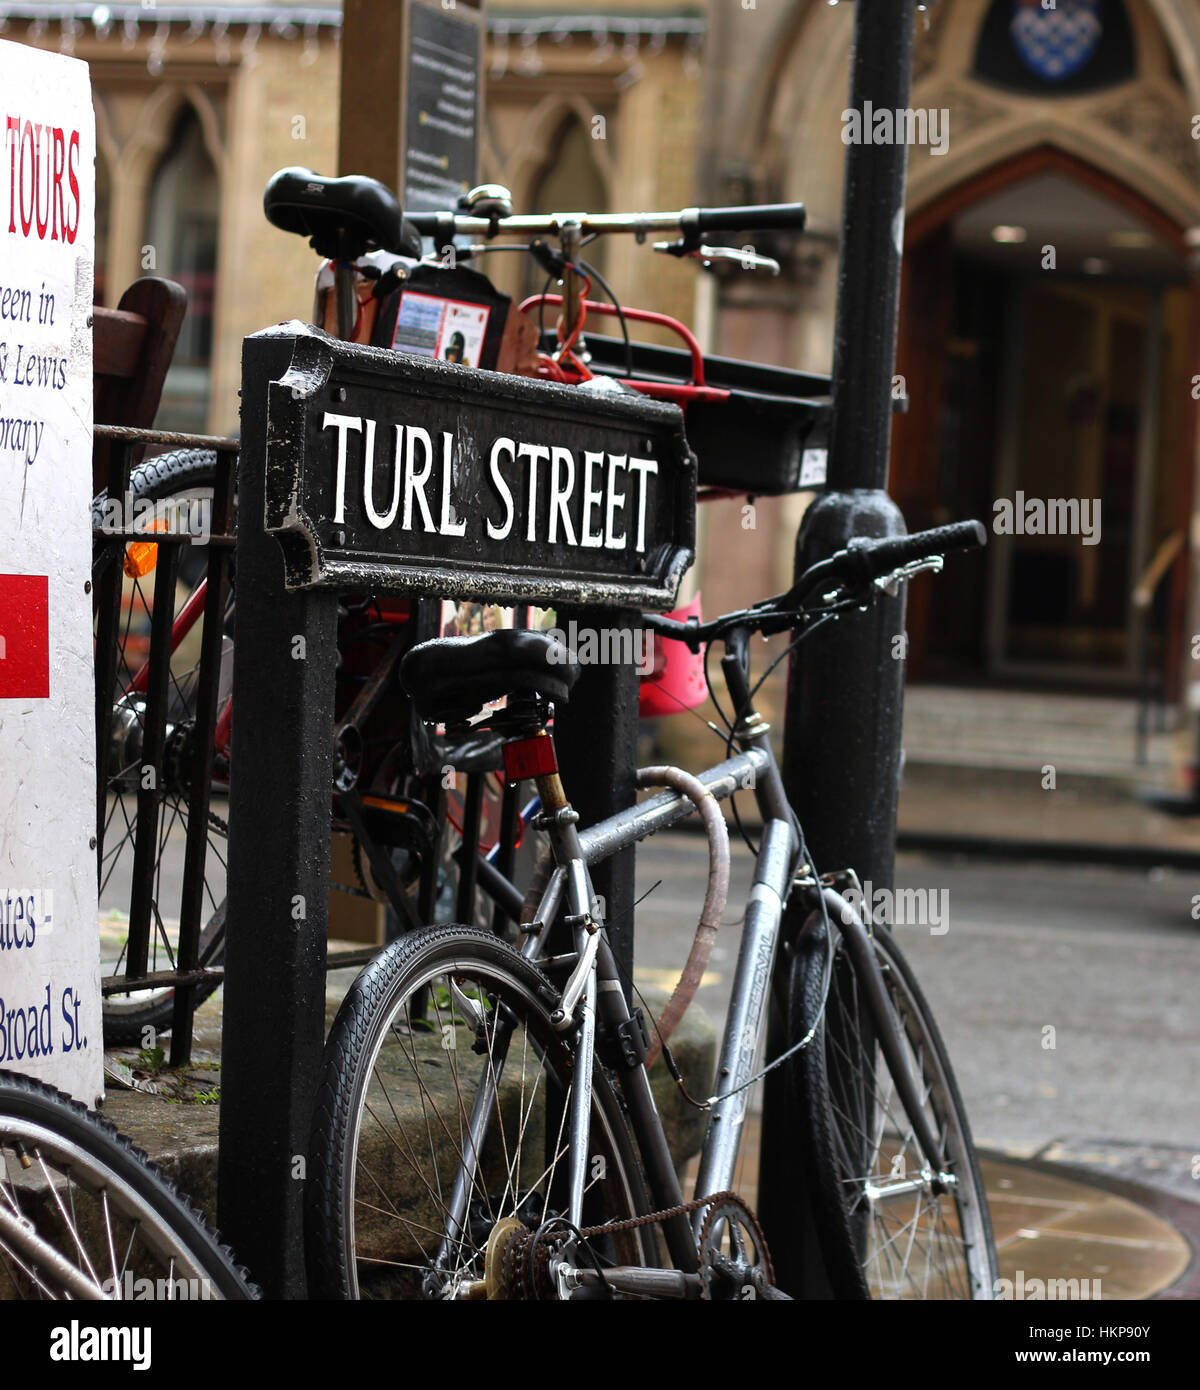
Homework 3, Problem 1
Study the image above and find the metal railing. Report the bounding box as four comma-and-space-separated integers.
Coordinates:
92, 424, 238, 1066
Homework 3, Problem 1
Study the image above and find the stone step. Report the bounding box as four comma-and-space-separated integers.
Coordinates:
902, 686, 1176, 778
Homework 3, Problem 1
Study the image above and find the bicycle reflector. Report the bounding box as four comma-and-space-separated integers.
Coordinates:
502, 733, 558, 782
123, 519, 169, 579
123, 540, 158, 578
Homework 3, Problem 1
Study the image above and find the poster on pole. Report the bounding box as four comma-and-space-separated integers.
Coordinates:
0, 38, 102, 1105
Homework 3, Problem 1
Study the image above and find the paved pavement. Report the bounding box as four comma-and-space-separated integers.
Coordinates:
628, 831, 1200, 1296
898, 761, 1200, 858
636, 840, 1197, 1154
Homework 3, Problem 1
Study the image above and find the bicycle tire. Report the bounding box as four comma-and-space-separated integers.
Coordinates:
93, 449, 231, 1045
306, 924, 658, 1299
786, 909, 996, 1299
0, 1069, 256, 1299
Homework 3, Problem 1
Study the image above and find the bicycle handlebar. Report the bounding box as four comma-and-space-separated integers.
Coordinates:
836, 520, 987, 585
405, 202, 806, 242
644, 520, 987, 651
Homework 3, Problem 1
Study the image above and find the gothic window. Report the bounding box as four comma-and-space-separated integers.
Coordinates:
145, 105, 219, 429
975, 0, 1135, 95
523, 112, 609, 295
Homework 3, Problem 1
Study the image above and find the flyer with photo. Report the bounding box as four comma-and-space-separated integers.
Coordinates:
392, 292, 491, 366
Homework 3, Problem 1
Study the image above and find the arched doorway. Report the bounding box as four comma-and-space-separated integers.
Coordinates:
894, 146, 1195, 697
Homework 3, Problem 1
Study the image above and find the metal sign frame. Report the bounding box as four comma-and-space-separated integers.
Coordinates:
245, 323, 697, 610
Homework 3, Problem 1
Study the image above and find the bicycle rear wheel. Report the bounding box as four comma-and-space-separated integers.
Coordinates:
787, 908, 996, 1299
0, 1070, 255, 1299
306, 925, 656, 1299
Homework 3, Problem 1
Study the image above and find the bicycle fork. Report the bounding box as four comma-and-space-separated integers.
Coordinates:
433, 750, 611, 1261
819, 885, 953, 1190
433, 741, 704, 1289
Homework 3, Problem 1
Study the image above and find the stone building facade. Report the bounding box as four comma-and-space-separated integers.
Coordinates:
699, 0, 1200, 732
14, 0, 1200, 763
11, 1, 704, 435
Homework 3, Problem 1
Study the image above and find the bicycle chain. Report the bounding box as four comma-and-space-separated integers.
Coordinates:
577, 1189, 744, 1240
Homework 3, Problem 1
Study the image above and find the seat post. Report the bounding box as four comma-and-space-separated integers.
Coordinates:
501, 728, 565, 811
333, 260, 358, 340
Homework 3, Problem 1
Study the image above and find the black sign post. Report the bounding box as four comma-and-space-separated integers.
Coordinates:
339, 0, 483, 217
217, 323, 694, 1297
766, 0, 916, 1299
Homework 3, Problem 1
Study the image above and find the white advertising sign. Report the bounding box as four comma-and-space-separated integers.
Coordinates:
0, 38, 102, 1104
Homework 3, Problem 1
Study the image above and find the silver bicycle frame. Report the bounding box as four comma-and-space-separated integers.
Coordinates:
512, 737, 802, 1252
433, 734, 950, 1283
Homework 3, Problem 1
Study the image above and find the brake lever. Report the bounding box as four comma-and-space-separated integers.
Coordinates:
874, 554, 944, 597
652, 239, 780, 275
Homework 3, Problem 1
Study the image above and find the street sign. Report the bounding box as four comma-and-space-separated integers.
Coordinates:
244, 324, 696, 609
0, 38, 102, 1106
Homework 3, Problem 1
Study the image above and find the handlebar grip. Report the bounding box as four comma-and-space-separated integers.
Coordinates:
847, 520, 987, 581
685, 203, 807, 235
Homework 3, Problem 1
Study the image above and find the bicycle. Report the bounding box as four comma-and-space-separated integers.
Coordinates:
303, 518, 998, 1300
0, 1069, 255, 1299
90, 174, 807, 1045
92, 474, 544, 1043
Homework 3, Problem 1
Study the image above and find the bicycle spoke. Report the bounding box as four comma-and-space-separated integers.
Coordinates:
311, 932, 647, 1299
800, 921, 993, 1299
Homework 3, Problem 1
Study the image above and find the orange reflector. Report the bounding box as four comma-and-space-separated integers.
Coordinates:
123, 518, 169, 578
123, 541, 158, 578
361, 796, 410, 814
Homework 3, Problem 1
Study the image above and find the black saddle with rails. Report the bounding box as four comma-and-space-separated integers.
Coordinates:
263, 166, 422, 261
401, 630, 581, 726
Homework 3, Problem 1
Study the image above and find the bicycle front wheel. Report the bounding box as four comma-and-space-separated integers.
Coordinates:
306, 925, 656, 1299
0, 1070, 255, 1299
786, 908, 996, 1299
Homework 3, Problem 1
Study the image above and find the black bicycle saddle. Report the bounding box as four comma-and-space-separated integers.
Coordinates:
263, 166, 422, 261
401, 630, 582, 726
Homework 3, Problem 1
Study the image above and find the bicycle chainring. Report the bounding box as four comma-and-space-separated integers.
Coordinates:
696, 1195, 775, 1301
